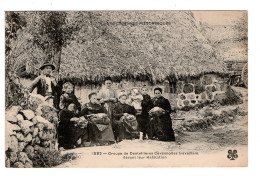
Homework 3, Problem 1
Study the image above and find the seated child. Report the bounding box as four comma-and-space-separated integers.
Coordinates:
129, 88, 143, 115
59, 82, 81, 111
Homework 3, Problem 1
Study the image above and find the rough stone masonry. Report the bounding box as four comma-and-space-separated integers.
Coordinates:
5, 94, 58, 168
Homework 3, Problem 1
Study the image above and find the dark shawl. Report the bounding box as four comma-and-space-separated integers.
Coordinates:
59, 93, 81, 111
112, 102, 135, 121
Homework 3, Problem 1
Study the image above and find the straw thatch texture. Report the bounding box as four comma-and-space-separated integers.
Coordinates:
59, 11, 228, 83
9, 11, 228, 83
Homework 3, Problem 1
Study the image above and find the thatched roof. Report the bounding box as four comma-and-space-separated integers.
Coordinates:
58, 11, 228, 83
11, 11, 228, 83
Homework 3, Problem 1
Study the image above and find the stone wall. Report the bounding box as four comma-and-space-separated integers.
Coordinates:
5, 94, 58, 168
73, 75, 228, 108
74, 80, 155, 104
170, 74, 229, 109
20, 75, 228, 108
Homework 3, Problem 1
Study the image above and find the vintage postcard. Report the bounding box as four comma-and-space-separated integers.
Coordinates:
5, 11, 248, 168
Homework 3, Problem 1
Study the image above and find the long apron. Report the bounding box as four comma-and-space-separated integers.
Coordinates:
97, 124, 115, 142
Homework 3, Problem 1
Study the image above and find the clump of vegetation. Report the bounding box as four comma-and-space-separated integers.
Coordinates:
32, 149, 77, 168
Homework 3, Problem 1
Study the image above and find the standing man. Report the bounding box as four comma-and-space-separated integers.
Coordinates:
98, 77, 117, 118
29, 62, 61, 109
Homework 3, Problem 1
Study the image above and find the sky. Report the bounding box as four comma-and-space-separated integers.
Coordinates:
192, 11, 247, 25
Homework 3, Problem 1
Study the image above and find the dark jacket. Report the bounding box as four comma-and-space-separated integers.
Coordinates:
141, 94, 154, 116
59, 93, 81, 111
29, 75, 61, 109
58, 109, 76, 140
77, 102, 106, 117
58, 109, 87, 147
59, 109, 76, 126
152, 96, 172, 115
151, 96, 175, 141
112, 102, 135, 121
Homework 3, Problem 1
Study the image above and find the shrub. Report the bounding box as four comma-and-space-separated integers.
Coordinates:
32, 149, 77, 168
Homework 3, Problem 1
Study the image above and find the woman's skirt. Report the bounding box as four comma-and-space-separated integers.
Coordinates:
150, 114, 175, 141
96, 123, 115, 142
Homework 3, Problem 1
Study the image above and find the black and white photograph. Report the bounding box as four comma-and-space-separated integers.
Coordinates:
4, 10, 248, 168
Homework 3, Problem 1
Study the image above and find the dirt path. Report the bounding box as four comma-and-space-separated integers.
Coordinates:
176, 114, 248, 151
56, 113, 247, 167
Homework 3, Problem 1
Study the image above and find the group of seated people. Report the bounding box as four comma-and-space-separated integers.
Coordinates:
28, 63, 175, 150
58, 78, 176, 149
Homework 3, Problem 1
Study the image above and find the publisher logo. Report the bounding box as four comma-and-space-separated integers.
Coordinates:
227, 150, 238, 160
